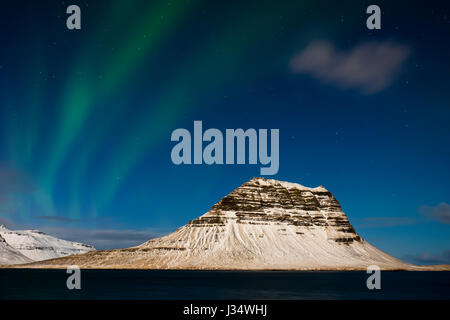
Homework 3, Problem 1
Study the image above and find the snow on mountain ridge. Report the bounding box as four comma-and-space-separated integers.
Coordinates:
250, 177, 327, 192
0, 233, 33, 265
0, 226, 95, 264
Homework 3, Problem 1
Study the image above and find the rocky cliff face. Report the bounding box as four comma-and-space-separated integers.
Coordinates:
22, 177, 417, 270
189, 178, 361, 245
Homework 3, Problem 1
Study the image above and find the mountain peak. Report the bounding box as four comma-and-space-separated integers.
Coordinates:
24, 178, 413, 270
247, 177, 328, 192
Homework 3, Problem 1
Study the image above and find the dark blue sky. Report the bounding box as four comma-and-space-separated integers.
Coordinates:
0, 0, 449, 264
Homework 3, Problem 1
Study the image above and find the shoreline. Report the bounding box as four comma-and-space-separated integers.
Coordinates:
2, 265, 450, 271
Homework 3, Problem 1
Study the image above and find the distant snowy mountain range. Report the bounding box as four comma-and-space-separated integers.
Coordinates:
0, 225, 95, 265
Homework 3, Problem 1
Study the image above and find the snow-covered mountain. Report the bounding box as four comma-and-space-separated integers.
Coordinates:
16, 178, 444, 270
0, 225, 95, 265
0, 233, 33, 265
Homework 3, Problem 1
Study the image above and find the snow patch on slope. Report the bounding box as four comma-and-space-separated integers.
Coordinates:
0, 225, 95, 264
0, 233, 33, 265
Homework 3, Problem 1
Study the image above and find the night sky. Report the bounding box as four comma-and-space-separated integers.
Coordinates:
0, 0, 449, 264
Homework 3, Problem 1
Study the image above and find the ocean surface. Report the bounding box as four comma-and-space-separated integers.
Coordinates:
1, 269, 449, 300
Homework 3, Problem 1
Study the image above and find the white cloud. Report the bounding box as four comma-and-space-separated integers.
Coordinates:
419, 202, 450, 224
290, 40, 410, 94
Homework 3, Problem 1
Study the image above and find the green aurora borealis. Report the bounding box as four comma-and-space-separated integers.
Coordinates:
0, 1, 449, 260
